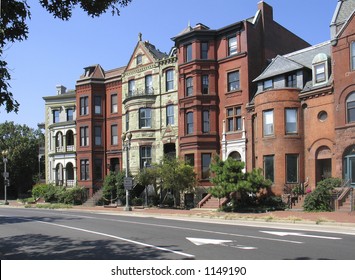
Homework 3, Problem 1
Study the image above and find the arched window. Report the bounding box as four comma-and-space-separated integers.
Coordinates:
228, 151, 241, 161
346, 92, 355, 123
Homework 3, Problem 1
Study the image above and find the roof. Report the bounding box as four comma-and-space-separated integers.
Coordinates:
253, 41, 331, 82
331, 0, 355, 31
143, 41, 168, 60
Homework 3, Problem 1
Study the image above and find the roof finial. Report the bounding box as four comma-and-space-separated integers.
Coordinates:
188, 20, 191, 27
138, 32, 142, 42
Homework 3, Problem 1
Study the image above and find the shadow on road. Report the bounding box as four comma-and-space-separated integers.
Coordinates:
0, 233, 185, 260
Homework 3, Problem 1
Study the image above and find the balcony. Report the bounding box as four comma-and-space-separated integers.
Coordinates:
124, 87, 155, 100
55, 145, 76, 153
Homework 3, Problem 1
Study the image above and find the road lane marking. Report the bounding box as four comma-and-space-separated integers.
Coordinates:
260, 231, 342, 240
186, 237, 233, 246
22, 218, 195, 259
186, 237, 258, 250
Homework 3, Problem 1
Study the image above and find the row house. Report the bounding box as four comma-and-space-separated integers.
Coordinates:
247, 0, 355, 197
43, 1, 355, 207
43, 85, 77, 187
121, 34, 178, 175
172, 1, 309, 200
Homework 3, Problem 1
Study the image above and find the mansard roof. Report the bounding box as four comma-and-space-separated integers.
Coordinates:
331, 0, 355, 36
253, 41, 331, 82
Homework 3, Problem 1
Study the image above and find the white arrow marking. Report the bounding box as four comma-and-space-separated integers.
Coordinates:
186, 237, 233, 246
260, 231, 342, 240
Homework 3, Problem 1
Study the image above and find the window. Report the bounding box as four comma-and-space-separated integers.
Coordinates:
263, 110, 274, 136
286, 154, 299, 183
202, 153, 212, 179
318, 111, 328, 122
145, 75, 153, 94
285, 108, 298, 134
94, 158, 103, 180
139, 108, 152, 128
80, 159, 89, 180
347, 92, 355, 123
136, 54, 142, 65
202, 75, 209, 94
140, 146, 152, 169
351, 41, 355, 71
286, 73, 297, 87
80, 97, 89, 115
202, 110, 210, 133
264, 155, 274, 183
185, 154, 195, 167
111, 94, 117, 113
186, 112, 194, 134
166, 69, 174, 91
94, 96, 101, 115
314, 63, 326, 83
80, 126, 89, 146
228, 36, 237, 56
226, 107, 242, 132
111, 125, 118, 145
186, 77, 193, 96
125, 112, 129, 131
66, 108, 74, 121
185, 43, 192, 62
94, 126, 102, 146
128, 80, 135, 97
201, 42, 208, 59
53, 110, 59, 123
263, 79, 273, 90
166, 105, 174, 125
227, 71, 239, 92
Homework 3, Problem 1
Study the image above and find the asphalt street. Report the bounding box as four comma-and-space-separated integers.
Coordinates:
1, 207, 355, 260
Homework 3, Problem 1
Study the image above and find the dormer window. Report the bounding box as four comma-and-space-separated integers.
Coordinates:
312, 53, 329, 85
315, 64, 326, 83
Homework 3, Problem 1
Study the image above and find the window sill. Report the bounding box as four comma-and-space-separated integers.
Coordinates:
226, 89, 242, 95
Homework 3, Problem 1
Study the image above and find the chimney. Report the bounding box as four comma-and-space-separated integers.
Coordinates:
56, 85, 66, 95
258, 1, 273, 22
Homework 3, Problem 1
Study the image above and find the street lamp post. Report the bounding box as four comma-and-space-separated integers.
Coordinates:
2, 150, 9, 205
122, 132, 132, 211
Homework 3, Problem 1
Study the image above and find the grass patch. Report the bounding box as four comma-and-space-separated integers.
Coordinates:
25, 203, 73, 209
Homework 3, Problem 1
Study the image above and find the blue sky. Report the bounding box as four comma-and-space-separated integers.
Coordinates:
1, 0, 337, 129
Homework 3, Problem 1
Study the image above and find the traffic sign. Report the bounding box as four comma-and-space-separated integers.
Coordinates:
124, 177, 133, 190
3, 172, 9, 178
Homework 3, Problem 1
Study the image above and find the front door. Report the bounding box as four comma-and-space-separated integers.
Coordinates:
344, 156, 355, 187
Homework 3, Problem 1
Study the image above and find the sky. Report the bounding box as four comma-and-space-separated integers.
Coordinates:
0, 0, 338, 129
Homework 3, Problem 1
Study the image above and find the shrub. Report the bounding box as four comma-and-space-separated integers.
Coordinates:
303, 178, 341, 212
32, 183, 51, 200
132, 197, 143, 206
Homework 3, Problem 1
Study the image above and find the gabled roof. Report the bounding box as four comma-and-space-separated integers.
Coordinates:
331, 0, 355, 37
143, 41, 168, 60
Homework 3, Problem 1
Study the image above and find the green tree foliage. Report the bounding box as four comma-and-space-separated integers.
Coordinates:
0, 121, 43, 197
135, 164, 161, 198
303, 177, 342, 212
102, 171, 125, 204
31, 183, 85, 204
0, 0, 132, 113
209, 156, 272, 207
159, 157, 196, 207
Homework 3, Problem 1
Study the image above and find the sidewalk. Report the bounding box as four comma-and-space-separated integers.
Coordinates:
4, 200, 355, 226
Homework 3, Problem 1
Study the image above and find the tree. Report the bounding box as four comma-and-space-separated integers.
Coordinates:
209, 156, 245, 207
102, 171, 125, 205
159, 157, 196, 207
0, 0, 132, 113
135, 163, 161, 204
0, 121, 43, 197
209, 156, 272, 208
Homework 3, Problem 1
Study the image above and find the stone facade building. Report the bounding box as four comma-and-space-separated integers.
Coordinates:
43, 85, 77, 187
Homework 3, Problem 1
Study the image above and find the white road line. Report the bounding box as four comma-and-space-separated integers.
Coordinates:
22, 217, 195, 259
